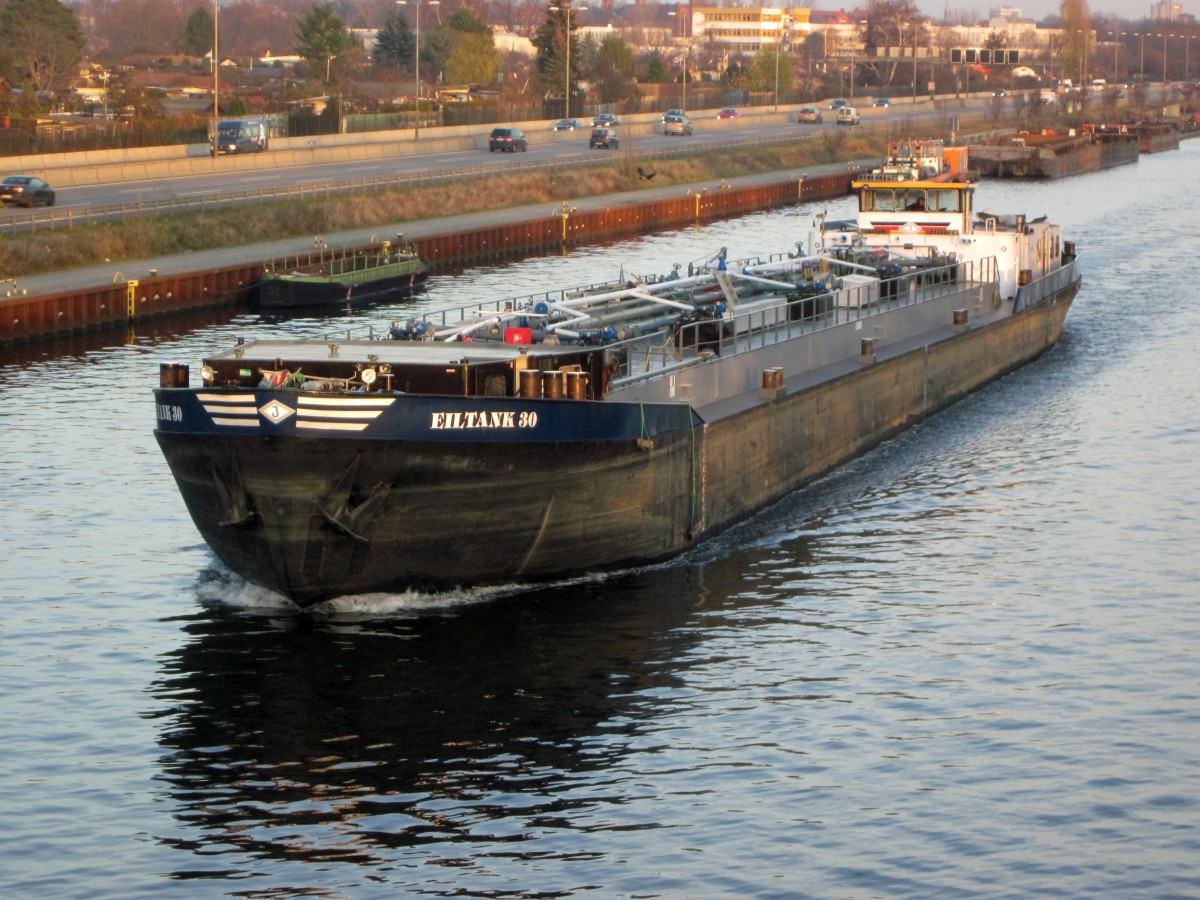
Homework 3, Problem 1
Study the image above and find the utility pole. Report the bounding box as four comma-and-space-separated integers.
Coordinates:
211, 0, 219, 151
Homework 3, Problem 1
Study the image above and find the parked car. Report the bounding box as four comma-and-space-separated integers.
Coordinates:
660, 108, 684, 122
716, 107, 740, 119
797, 106, 824, 123
553, 118, 584, 131
0, 175, 55, 207
592, 113, 620, 127
836, 106, 860, 125
873, 97, 891, 108
662, 113, 693, 136
589, 127, 620, 149
828, 98, 849, 109
488, 127, 527, 152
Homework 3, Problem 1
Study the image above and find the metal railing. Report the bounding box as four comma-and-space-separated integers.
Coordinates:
1013, 255, 1079, 312
611, 256, 996, 385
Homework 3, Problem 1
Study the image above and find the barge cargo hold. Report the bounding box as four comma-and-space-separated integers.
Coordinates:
154, 152, 1081, 607
970, 128, 1139, 178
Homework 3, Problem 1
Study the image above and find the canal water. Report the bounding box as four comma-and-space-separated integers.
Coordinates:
3, 143, 1198, 898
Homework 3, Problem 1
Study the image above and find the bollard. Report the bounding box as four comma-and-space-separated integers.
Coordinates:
859, 338, 876, 365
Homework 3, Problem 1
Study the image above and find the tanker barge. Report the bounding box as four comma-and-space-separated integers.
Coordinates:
154, 152, 1081, 607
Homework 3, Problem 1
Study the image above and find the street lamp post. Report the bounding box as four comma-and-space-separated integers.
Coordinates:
774, 14, 791, 112
1164, 34, 1170, 83
549, 4, 586, 123
398, 0, 440, 140
912, 28, 919, 102
850, 20, 866, 102
1085, 28, 1089, 87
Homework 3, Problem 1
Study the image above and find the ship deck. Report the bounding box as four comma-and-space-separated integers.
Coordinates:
205, 253, 1077, 414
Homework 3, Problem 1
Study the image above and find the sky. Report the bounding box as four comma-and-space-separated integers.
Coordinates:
892, 0, 1188, 23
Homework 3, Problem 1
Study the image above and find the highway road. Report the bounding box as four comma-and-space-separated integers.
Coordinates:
6, 86, 1182, 219
20, 103, 961, 216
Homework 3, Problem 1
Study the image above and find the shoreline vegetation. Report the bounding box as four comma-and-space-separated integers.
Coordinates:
0, 131, 894, 280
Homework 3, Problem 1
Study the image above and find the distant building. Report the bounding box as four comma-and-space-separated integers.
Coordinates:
1150, 1, 1182, 21
350, 28, 379, 57
691, 6, 813, 52
494, 31, 536, 56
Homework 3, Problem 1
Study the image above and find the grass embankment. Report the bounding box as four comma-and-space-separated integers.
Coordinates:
0, 131, 889, 280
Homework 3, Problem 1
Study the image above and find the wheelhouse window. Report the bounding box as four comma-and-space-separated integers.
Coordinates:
862, 189, 896, 211
928, 189, 962, 212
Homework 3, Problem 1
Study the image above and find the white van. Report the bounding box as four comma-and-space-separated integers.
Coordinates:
836, 106, 860, 125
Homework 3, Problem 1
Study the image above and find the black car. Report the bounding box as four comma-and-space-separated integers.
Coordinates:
0, 175, 55, 207
592, 113, 620, 127
488, 127, 527, 152
589, 127, 619, 149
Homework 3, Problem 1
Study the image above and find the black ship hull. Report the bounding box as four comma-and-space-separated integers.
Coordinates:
256, 269, 428, 310
154, 275, 1078, 607
155, 399, 700, 604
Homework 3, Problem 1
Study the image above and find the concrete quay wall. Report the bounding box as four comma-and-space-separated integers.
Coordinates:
0, 170, 857, 346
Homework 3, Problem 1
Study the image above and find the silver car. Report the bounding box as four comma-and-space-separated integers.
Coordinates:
663, 114, 693, 136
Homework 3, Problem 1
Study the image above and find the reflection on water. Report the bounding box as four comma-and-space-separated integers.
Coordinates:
149, 572, 708, 869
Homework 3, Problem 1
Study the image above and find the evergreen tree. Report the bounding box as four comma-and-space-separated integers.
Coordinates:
182, 6, 215, 59
446, 33, 499, 84
445, 9, 491, 35
644, 55, 666, 84
748, 48, 793, 92
375, 9, 416, 71
0, 0, 85, 94
294, 3, 350, 83
592, 36, 637, 102
532, 2, 580, 99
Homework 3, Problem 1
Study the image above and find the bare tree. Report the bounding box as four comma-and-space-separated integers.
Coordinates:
1059, 0, 1092, 84
861, 0, 926, 87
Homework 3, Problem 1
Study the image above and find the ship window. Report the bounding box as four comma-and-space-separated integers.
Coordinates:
865, 189, 896, 211
929, 189, 961, 212
902, 190, 926, 211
